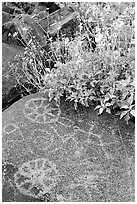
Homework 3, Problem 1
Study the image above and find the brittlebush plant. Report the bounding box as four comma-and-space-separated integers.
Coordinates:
12, 2, 135, 124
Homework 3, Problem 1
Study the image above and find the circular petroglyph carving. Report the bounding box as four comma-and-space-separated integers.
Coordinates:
3, 123, 24, 142
3, 123, 19, 134
23, 97, 61, 124
2, 90, 135, 201
14, 158, 59, 198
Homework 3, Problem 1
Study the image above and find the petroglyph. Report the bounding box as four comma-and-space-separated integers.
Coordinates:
73, 128, 89, 144
3, 123, 24, 142
32, 129, 54, 152
14, 158, 59, 198
31, 127, 63, 153
25, 97, 49, 109
87, 125, 122, 160
23, 97, 61, 124
2, 92, 135, 201
57, 116, 75, 127
2, 140, 33, 165
3, 123, 19, 134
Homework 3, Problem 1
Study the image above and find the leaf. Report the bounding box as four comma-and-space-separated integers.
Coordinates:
130, 110, 135, 117
105, 102, 112, 107
120, 105, 129, 109
109, 87, 114, 95
74, 102, 78, 110
98, 107, 104, 115
100, 101, 104, 107
126, 75, 131, 84
115, 111, 121, 116
89, 95, 95, 101
122, 89, 129, 100
127, 95, 134, 106
106, 108, 111, 114
84, 98, 89, 107
71, 92, 77, 98
100, 87, 104, 94
104, 96, 110, 103
124, 113, 130, 124
120, 110, 129, 119
94, 105, 101, 110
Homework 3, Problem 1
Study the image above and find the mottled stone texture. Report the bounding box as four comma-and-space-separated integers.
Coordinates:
2, 43, 25, 111
2, 92, 135, 202
2, 6, 76, 47
2, 11, 14, 25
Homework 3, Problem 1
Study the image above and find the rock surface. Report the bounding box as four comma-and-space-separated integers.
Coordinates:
2, 43, 39, 111
2, 92, 135, 202
32, 2, 60, 15
2, 6, 77, 47
2, 2, 60, 16
33, 6, 77, 35
2, 43, 25, 110
2, 11, 15, 25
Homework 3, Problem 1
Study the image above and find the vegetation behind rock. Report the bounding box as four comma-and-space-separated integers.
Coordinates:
8, 2, 135, 124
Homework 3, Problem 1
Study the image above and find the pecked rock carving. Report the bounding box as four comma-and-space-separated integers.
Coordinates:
2, 123, 24, 143
14, 158, 59, 199
23, 97, 61, 124
2, 92, 135, 201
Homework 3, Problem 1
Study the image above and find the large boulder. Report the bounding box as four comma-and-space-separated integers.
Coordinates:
2, 92, 135, 201
34, 6, 77, 36
2, 2, 26, 15
2, 14, 46, 47
2, 6, 77, 47
2, 11, 15, 25
32, 2, 60, 15
2, 2, 36, 15
2, 20, 26, 46
2, 2, 60, 16
2, 3, 15, 14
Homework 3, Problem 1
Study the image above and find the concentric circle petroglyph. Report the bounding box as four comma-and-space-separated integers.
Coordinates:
14, 158, 59, 198
23, 97, 61, 124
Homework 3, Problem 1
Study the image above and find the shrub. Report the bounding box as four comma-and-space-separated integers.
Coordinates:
11, 2, 135, 124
